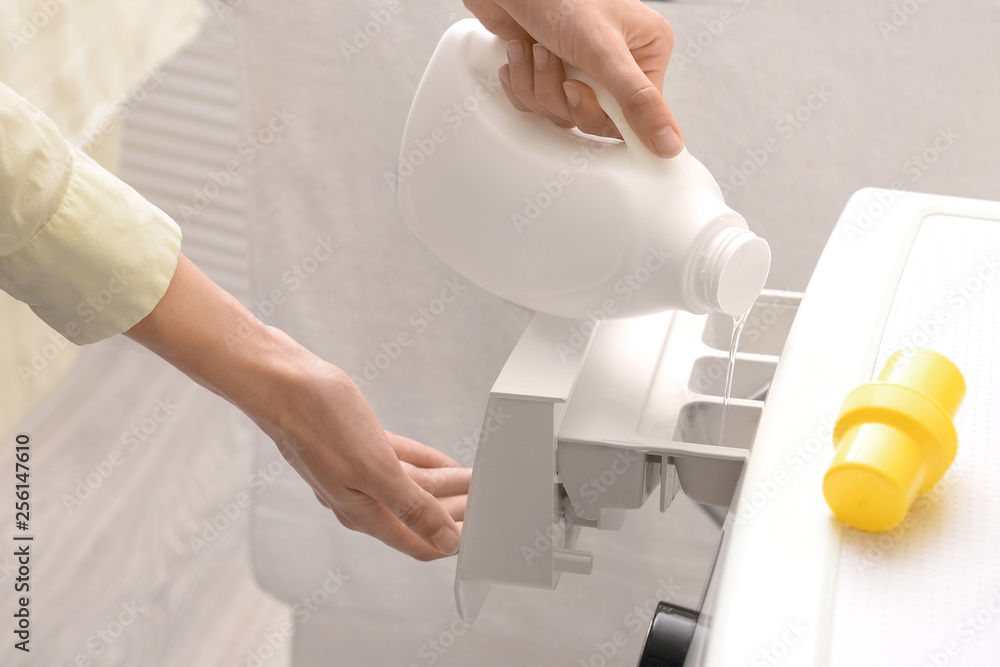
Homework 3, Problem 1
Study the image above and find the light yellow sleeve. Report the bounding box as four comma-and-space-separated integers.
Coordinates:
0, 81, 181, 345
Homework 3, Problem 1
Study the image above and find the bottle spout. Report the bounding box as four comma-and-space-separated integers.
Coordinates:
703, 228, 771, 317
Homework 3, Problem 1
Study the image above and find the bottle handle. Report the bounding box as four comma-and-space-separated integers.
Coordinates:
562, 65, 663, 166
463, 20, 670, 170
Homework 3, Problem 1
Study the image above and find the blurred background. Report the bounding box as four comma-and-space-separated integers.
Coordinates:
1, 0, 998, 665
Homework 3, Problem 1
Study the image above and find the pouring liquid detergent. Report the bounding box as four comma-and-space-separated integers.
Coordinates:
720, 309, 750, 446
398, 20, 770, 444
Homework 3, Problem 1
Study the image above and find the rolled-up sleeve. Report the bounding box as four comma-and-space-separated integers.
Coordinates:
0, 81, 181, 345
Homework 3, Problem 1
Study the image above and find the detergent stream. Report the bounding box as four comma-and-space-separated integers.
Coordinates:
719, 309, 750, 446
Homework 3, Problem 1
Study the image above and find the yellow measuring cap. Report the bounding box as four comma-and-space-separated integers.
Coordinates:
824, 348, 965, 532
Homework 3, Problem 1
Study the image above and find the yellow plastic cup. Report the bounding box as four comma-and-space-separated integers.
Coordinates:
824, 348, 965, 532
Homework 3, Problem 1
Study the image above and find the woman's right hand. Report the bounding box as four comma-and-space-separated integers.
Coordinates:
463, 0, 684, 158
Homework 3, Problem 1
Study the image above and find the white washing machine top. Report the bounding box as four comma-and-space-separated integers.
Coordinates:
699, 188, 1000, 666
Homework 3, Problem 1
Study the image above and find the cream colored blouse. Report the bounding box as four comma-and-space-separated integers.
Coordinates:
0, 82, 182, 344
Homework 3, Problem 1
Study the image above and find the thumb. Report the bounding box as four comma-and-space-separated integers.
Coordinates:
587, 43, 683, 158
370, 463, 463, 555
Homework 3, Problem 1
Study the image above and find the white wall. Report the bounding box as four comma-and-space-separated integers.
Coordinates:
660, 0, 1000, 290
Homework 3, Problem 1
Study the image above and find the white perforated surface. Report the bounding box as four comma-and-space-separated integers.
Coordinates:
829, 215, 1000, 666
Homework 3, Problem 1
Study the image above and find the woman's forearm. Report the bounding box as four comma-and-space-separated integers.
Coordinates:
125, 253, 466, 560
124, 253, 300, 431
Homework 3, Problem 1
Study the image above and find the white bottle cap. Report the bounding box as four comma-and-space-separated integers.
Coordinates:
699, 227, 771, 316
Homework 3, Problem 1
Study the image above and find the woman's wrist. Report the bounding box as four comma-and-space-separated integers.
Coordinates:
214, 320, 308, 433
126, 254, 324, 435
224, 321, 355, 453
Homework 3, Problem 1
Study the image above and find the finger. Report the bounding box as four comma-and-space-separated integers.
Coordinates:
337, 491, 458, 561
563, 81, 621, 139
400, 462, 471, 498
530, 44, 573, 125
357, 456, 463, 556
463, 0, 530, 41
620, 78, 683, 158
582, 23, 684, 157
386, 432, 460, 469
313, 490, 333, 511
440, 496, 466, 522
506, 40, 571, 127
498, 65, 531, 113
505, 40, 536, 107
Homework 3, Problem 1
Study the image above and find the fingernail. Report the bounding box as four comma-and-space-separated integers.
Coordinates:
563, 81, 581, 107
651, 126, 683, 158
506, 40, 525, 64
431, 526, 460, 555
532, 43, 550, 68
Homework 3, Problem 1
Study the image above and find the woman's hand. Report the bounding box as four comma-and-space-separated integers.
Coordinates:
127, 254, 468, 560
463, 0, 684, 158
262, 355, 469, 560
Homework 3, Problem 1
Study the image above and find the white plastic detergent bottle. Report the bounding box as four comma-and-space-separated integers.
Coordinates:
398, 19, 770, 319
